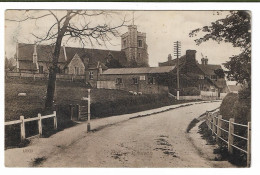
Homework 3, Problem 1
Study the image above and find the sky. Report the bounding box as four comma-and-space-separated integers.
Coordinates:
5, 10, 242, 67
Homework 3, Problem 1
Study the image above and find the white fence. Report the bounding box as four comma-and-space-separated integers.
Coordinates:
5, 111, 57, 141
200, 90, 218, 97
205, 110, 251, 167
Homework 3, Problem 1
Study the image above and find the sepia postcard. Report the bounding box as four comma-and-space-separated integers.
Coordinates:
4, 9, 251, 168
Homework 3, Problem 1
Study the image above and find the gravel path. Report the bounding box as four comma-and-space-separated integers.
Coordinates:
39, 102, 222, 167
6, 101, 233, 167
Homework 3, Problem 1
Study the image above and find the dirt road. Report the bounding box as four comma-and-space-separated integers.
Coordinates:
35, 101, 228, 167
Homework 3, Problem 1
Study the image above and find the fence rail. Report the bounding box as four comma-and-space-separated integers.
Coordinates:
5, 111, 57, 141
205, 110, 251, 167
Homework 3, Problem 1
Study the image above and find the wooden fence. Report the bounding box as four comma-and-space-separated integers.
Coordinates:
5, 111, 57, 141
205, 110, 251, 167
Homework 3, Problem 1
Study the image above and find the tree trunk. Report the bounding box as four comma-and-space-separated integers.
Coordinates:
45, 35, 63, 110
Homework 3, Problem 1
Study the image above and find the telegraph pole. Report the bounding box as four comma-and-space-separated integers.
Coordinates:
174, 41, 181, 100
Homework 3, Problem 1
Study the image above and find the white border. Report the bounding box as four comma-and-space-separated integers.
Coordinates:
1, 2, 259, 175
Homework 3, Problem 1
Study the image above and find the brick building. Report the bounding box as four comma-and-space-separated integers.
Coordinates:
97, 66, 174, 94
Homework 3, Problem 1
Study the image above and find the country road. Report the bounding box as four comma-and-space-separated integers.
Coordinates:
32, 101, 227, 167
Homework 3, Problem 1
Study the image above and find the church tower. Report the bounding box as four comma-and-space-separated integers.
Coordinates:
121, 25, 149, 67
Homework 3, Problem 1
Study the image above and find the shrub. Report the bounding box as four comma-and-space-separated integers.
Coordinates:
220, 88, 251, 124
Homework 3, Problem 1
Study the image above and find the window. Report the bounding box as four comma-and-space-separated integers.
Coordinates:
116, 78, 123, 84
210, 75, 217, 80
148, 77, 155, 84
74, 67, 79, 75
199, 75, 204, 79
140, 75, 145, 81
138, 40, 143, 48
39, 66, 43, 74
138, 53, 141, 58
123, 40, 127, 48
89, 71, 94, 80
133, 77, 138, 84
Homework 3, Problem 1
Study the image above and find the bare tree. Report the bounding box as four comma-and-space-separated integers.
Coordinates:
6, 10, 127, 109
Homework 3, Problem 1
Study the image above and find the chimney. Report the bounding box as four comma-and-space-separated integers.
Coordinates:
97, 61, 102, 74
16, 43, 19, 71
33, 44, 39, 70
201, 58, 205, 65
168, 54, 172, 62
33, 44, 37, 63
186, 50, 196, 63
63, 44, 67, 61
205, 56, 208, 65
99, 65, 103, 74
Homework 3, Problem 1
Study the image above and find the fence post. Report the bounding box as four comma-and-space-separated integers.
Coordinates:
53, 111, 57, 130
38, 113, 42, 137
212, 114, 217, 135
20, 116, 25, 141
70, 104, 73, 121
209, 113, 212, 131
216, 115, 222, 142
247, 122, 251, 167
77, 104, 80, 120
228, 118, 234, 154
87, 89, 91, 132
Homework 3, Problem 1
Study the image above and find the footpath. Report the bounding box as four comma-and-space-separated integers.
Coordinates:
5, 100, 220, 167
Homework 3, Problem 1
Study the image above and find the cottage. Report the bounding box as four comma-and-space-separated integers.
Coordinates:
158, 50, 228, 93
97, 66, 175, 94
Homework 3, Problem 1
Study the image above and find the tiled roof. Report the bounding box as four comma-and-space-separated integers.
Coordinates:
17, 43, 128, 68
102, 66, 175, 75
158, 55, 186, 67
17, 43, 66, 63
19, 61, 38, 71
197, 64, 222, 76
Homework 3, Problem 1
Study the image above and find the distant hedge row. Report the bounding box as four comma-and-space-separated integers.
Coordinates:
90, 94, 175, 118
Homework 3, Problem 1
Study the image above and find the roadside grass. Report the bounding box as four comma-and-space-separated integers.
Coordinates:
5, 77, 202, 149
198, 121, 247, 167
5, 78, 133, 121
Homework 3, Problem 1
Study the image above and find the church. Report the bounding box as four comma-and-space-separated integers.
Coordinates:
15, 24, 149, 80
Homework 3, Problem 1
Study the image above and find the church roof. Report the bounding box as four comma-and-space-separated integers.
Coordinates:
102, 66, 175, 75
17, 43, 128, 68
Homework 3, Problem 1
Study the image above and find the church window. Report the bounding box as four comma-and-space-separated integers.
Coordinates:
138, 53, 141, 58
116, 78, 123, 84
123, 40, 127, 48
148, 77, 156, 84
89, 71, 94, 80
133, 77, 138, 84
138, 40, 143, 48
39, 66, 43, 74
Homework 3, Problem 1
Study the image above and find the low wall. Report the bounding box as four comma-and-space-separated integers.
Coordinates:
200, 90, 218, 97
6, 72, 85, 82
179, 96, 201, 100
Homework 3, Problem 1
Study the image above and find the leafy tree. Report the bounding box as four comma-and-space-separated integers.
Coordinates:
214, 68, 225, 78
189, 11, 251, 87
5, 57, 16, 71
6, 10, 126, 109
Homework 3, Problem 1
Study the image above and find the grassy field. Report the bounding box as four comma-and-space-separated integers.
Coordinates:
5, 78, 132, 121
